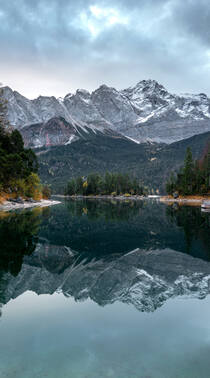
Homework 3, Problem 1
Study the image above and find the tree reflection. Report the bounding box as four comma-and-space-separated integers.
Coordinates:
65, 198, 143, 222
0, 209, 42, 276
166, 205, 210, 257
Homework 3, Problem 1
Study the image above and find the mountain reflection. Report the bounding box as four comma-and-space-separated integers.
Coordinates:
0, 199, 210, 316
2, 245, 210, 314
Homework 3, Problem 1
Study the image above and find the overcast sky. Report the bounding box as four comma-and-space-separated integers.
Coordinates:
0, 0, 210, 98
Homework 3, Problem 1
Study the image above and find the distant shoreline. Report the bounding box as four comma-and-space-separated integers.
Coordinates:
53, 194, 160, 200
53, 194, 209, 205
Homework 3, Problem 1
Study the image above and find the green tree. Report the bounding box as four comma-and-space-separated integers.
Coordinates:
65, 172, 144, 196
75, 176, 83, 194
182, 147, 194, 194
25, 173, 41, 199
65, 179, 76, 195
0, 91, 40, 197
166, 145, 210, 195
202, 149, 210, 192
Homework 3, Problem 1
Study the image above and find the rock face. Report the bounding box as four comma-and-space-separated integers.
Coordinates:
20, 116, 124, 149
2, 79, 210, 145
2, 245, 210, 313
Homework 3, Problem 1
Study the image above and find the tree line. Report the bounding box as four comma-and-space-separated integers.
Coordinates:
0, 90, 50, 199
65, 172, 145, 196
166, 146, 210, 195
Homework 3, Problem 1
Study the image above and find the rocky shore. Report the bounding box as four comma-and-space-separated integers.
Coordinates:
0, 199, 61, 212
160, 195, 210, 206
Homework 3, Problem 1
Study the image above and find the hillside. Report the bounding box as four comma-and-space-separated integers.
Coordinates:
38, 131, 210, 193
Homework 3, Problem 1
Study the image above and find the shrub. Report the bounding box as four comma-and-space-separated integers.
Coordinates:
111, 192, 117, 196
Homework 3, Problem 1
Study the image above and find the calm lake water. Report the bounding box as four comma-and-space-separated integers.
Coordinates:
0, 198, 210, 378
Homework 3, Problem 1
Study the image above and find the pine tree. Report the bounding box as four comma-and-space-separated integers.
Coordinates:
182, 147, 194, 195
166, 145, 210, 195
65, 172, 144, 196
202, 148, 210, 192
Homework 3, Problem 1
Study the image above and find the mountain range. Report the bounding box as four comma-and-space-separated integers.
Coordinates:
2, 80, 210, 192
2, 79, 210, 146
1, 199, 209, 315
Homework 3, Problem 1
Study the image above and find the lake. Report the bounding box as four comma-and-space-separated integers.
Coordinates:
0, 198, 210, 378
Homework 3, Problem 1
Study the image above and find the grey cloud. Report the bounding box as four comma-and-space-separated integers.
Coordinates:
169, 0, 210, 46
0, 0, 210, 97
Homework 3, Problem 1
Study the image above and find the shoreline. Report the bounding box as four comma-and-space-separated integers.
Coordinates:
53, 194, 149, 201
0, 194, 208, 211
0, 199, 61, 212
160, 195, 209, 206
53, 194, 209, 205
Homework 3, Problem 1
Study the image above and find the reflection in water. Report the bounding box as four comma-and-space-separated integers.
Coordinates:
39, 198, 210, 259
65, 198, 143, 221
0, 208, 49, 316
2, 246, 210, 314
0, 209, 42, 276
1, 200, 210, 377
166, 205, 210, 258
0, 200, 210, 315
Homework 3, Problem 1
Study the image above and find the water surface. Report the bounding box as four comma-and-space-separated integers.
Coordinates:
0, 199, 210, 377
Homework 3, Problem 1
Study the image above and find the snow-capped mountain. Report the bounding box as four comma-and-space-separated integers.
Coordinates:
122, 80, 210, 143
2, 80, 210, 145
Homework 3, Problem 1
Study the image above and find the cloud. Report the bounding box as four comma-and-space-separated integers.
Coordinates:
0, 0, 210, 97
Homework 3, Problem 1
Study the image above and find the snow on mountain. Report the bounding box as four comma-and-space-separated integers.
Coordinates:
2, 79, 210, 145
121, 80, 210, 143
63, 88, 112, 129
2, 246, 210, 313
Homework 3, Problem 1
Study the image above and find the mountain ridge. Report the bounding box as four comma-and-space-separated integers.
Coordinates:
2, 79, 210, 145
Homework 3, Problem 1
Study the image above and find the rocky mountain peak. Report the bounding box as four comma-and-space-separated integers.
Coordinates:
94, 84, 115, 92
2, 80, 210, 145
123, 79, 171, 101
2, 86, 14, 96
76, 88, 90, 97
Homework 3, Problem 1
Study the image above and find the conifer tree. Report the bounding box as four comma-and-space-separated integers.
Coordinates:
166, 145, 210, 195
183, 147, 194, 194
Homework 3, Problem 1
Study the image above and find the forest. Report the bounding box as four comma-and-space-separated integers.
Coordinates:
65, 172, 145, 196
0, 91, 50, 199
166, 146, 210, 195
